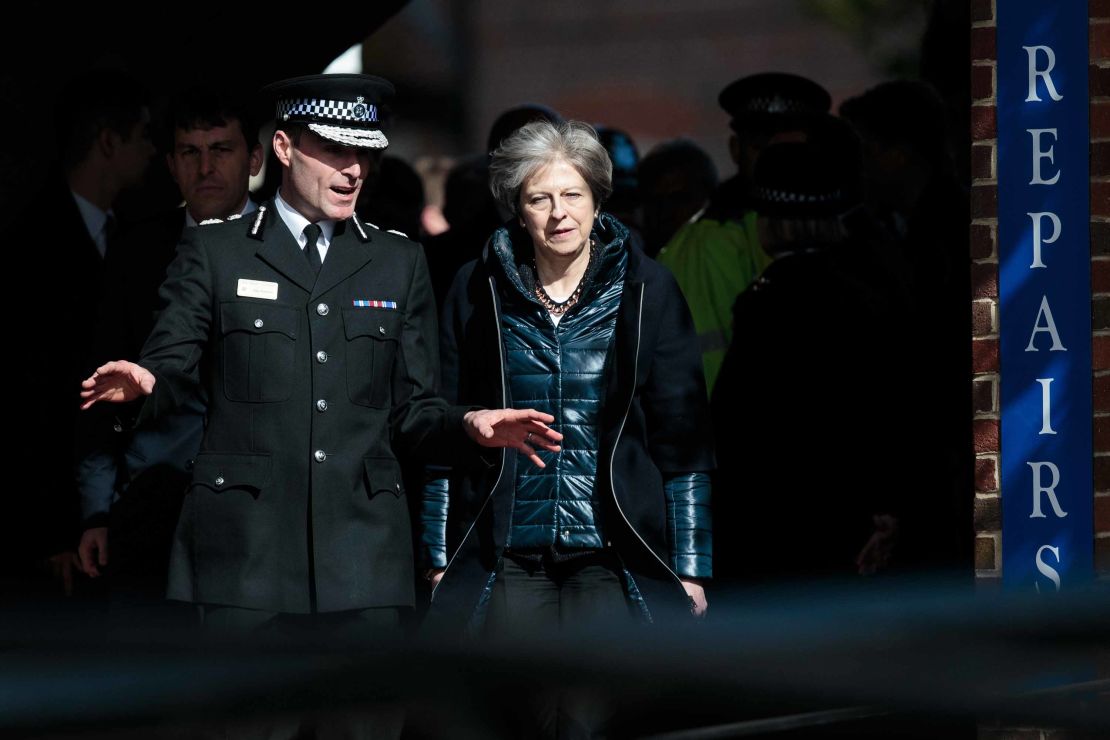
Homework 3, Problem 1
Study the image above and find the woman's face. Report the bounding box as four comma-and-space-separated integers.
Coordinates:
518, 158, 596, 260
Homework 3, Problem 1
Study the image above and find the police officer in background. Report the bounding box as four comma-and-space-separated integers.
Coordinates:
6, 69, 154, 599
656, 72, 831, 394
711, 125, 906, 586
80, 74, 562, 636
76, 87, 264, 619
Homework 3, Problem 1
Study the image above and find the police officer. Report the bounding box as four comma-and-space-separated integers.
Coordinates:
656, 72, 831, 394
80, 74, 561, 631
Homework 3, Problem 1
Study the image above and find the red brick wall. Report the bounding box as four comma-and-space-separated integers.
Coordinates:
1094, 1, 1110, 575
971, 1, 1110, 580
970, 0, 1000, 580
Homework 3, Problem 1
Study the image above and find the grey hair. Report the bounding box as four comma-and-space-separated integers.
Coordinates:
488, 120, 613, 215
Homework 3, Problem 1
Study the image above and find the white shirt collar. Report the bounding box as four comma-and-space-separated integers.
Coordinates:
184, 198, 258, 230
273, 189, 337, 248
71, 190, 112, 257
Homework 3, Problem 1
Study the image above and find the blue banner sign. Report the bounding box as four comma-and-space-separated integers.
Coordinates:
998, 2, 1092, 590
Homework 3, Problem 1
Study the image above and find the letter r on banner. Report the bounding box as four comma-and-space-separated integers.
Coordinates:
1028, 461, 1068, 518
1024, 45, 1064, 102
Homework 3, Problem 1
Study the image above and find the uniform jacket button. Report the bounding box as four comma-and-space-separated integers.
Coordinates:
254, 318, 264, 328
314, 450, 327, 463
316, 399, 328, 411
214, 476, 225, 487
379, 326, 386, 335
316, 350, 328, 363
317, 303, 330, 316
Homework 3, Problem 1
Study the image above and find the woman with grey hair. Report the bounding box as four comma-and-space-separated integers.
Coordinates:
423, 118, 713, 659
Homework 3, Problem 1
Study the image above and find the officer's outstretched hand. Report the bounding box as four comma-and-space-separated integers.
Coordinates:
464, 409, 563, 469
79, 360, 156, 410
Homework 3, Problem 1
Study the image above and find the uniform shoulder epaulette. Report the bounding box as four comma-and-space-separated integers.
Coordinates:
199, 211, 245, 226
362, 220, 409, 239
751, 275, 772, 292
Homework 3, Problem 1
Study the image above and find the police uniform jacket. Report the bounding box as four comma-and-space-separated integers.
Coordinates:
135, 202, 469, 614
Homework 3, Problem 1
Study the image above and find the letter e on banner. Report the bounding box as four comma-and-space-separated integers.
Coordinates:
1028, 129, 1061, 185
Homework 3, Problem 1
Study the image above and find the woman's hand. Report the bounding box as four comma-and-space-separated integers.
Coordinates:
463, 409, 563, 469
681, 578, 707, 618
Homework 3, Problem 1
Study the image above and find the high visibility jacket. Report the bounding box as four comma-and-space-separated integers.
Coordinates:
657, 210, 771, 393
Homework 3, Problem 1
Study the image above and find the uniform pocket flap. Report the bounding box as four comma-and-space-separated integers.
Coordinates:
220, 301, 298, 339
343, 308, 403, 342
191, 452, 273, 494
364, 457, 404, 498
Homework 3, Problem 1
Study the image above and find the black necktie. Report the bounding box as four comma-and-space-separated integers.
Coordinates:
303, 223, 322, 275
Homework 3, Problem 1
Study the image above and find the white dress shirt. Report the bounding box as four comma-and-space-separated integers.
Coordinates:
273, 189, 336, 263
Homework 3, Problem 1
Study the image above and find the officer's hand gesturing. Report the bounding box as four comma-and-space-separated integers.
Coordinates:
79, 360, 156, 410
463, 409, 562, 469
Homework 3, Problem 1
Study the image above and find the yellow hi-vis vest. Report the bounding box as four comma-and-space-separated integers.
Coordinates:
656, 211, 772, 394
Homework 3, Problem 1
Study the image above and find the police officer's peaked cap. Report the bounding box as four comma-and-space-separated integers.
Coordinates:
487, 104, 564, 154
751, 116, 862, 220
719, 72, 831, 132
752, 147, 857, 221
263, 74, 395, 149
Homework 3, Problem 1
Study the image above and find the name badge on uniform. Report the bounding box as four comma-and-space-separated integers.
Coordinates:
237, 279, 279, 300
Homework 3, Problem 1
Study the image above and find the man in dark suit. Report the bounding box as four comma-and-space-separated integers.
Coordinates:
80, 74, 559, 629
76, 88, 264, 617
6, 70, 154, 598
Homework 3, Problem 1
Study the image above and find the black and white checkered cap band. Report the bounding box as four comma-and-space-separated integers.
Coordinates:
754, 187, 842, 204
742, 95, 810, 115
278, 97, 379, 124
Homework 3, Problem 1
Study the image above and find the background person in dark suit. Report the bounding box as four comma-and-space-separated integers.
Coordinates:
5, 69, 154, 599
80, 74, 561, 632
76, 87, 264, 621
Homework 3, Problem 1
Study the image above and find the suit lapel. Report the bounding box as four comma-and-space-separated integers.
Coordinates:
254, 202, 318, 294
58, 185, 103, 267
310, 219, 374, 301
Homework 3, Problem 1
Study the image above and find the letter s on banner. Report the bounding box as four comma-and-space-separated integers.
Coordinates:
1035, 545, 1062, 592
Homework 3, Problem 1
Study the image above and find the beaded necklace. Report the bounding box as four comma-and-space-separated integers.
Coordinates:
532, 238, 597, 315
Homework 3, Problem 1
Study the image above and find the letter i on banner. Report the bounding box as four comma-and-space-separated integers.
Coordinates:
998, 3, 1092, 590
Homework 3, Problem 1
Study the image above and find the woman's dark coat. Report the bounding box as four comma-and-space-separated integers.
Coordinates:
428, 214, 715, 628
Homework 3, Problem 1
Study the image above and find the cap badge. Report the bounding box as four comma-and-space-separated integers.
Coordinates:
767, 94, 788, 114
353, 96, 368, 120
